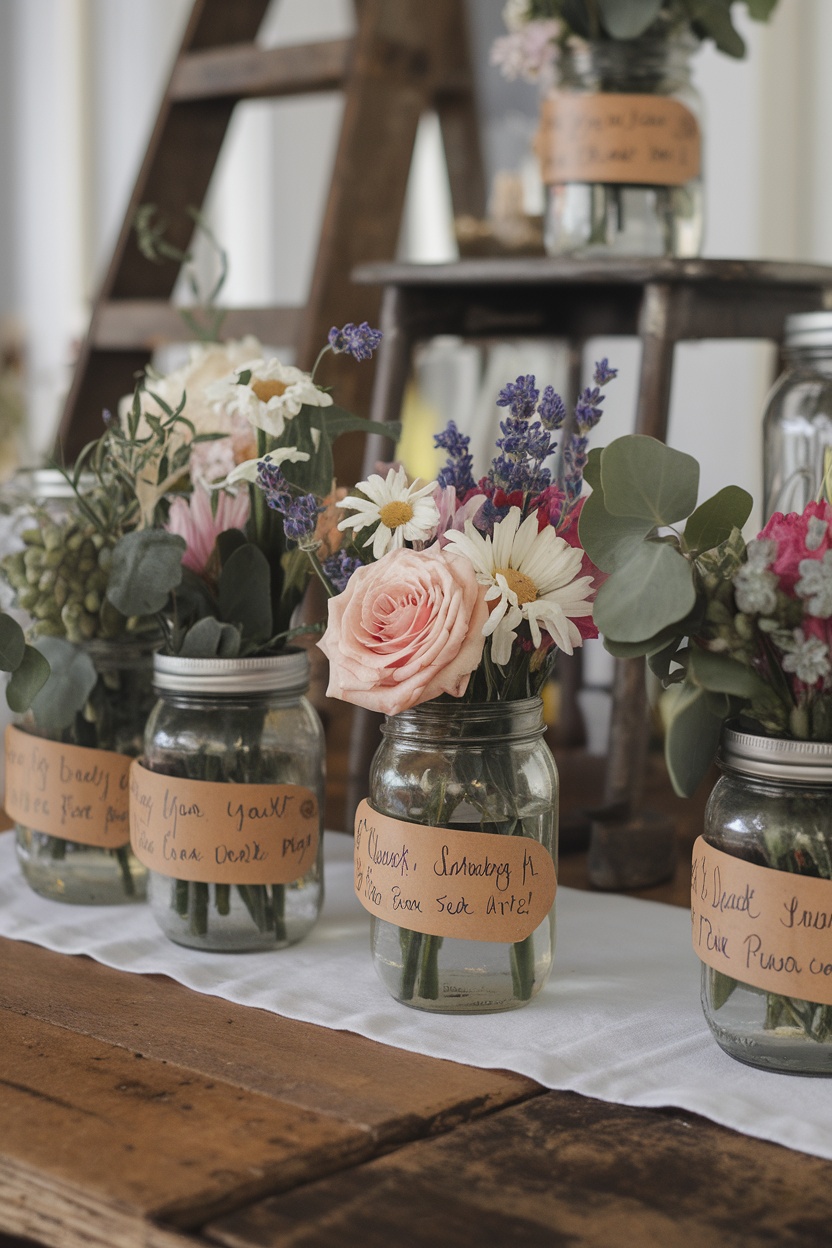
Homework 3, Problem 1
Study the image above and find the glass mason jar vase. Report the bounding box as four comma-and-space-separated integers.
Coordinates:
365, 698, 558, 1014
699, 729, 832, 1073
762, 313, 832, 520
11, 637, 155, 903
537, 34, 703, 257
136, 651, 325, 952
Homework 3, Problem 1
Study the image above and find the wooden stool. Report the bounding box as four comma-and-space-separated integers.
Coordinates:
349, 256, 832, 884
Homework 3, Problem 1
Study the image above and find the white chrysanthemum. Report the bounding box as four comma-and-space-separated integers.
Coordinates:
796, 551, 832, 618
336, 467, 440, 559
782, 628, 831, 685
444, 506, 594, 666
207, 357, 332, 440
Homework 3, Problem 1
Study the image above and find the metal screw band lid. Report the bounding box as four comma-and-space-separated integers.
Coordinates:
719, 726, 832, 784
153, 650, 309, 695
784, 312, 832, 351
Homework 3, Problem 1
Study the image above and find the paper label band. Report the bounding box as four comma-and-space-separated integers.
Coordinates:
128, 760, 319, 884
692, 834, 832, 1006
353, 799, 556, 943
4, 723, 131, 848
536, 91, 701, 187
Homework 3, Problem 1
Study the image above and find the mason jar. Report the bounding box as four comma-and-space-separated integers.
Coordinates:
136, 650, 324, 952
364, 698, 558, 1013
11, 637, 155, 904
762, 313, 832, 519
537, 33, 703, 257
700, 728, 832, 1073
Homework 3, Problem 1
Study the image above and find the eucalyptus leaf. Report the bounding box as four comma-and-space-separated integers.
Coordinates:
594, 541, 696, 642
323, 405, 402, 446
599, 435, 700, 524
647, 637, 687, 683
5, 645, 50, 713
597, 0, 663, 38
688, 647, 770, 700
218, 543, 272, 642
578, 486, 654, 573
28, 638, 97, 736
179, 617, 241, 659
216, 528, 248, 567
683, 485, 752, 554
603, 627, 683, 661
583, 446, 602, 492
663, 679, 724, 797
0, 614, 26, 673
107, 530, 186, 616
687, 0, 746, 56
744, 0, 778, 19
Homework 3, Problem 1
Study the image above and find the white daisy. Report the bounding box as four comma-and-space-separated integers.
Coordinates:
444, 506, 595, 666
336, 467, 440, 559
207, 357, 332, 440
213, 446, 311, 489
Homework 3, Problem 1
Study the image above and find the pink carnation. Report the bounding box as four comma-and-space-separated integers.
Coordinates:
758, 501, 832, 594
166, 486, 250, 578
318, 546, 489, 715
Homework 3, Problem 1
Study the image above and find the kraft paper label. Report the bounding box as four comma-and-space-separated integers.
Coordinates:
4, 723, 131, 848
536, 91, 700, 186
129, 760, 319, 884
353, 799, 556, 943
692, 835, 832, 1006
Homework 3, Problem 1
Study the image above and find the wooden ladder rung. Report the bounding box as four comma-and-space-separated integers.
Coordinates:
169, 39, 354, 102
92, 302, 303, 351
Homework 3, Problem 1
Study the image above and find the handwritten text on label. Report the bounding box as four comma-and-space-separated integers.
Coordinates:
353, 799, 556, 944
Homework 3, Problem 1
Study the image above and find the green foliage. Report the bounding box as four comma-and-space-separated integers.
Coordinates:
107, 531, 186, 617
5, 642, 50, 713
525, 0, 779, 55
0, 614, 25, 672
578, 432, 769, 797
28, 638, 97, 736
217, 544, 273, 645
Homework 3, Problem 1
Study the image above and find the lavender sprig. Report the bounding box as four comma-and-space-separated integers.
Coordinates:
327, 322, 383, 362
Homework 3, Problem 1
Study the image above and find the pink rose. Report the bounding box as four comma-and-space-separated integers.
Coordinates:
759, 501, 832, 594
318, 546, 489, 715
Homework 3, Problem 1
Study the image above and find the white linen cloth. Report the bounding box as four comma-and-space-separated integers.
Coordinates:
1, 829, 830, 1159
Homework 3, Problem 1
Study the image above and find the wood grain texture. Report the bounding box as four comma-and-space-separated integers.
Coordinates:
206, 1089, 832, 1248
0, 937, 539, 1145
0, 1010, 370, 1247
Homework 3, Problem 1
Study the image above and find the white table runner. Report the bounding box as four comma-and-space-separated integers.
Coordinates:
1, 830, 829, 1160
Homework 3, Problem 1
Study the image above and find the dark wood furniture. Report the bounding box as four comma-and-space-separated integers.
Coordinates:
348, 256, 832, 874
2, 802, 830, 1248
55, 0, 484, 488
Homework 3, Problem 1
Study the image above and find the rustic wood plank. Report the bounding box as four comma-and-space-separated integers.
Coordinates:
206, 1089, 832, 1248
0, 937, 539, 1146
0, 1010, 371, 1248
170, 40, 353, 102
92, 303, 301, 351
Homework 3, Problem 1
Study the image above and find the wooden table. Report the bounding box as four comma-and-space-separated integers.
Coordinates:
2, 816, 831, 1248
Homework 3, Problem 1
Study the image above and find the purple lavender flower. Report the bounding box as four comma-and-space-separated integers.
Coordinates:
322, 550, 362, 593
281, 494, 322, 543
593, 358, 618, 386
574, 385, 605, 432
435, 420, 476, 497
537, 386, 566, 431
327, 322, 383, 362
496, 375, 539, 421
256, 456, 292, 511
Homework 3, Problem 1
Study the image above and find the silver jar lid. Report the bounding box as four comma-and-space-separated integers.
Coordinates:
720, 726, 832, 783
784, 312, 832, 351
153, 650, 309, 695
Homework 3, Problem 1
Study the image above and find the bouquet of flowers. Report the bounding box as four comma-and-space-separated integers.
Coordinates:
491, 0, 779, 81
317, 361, 615, 710
314, 361, 614, 1006
580, 432, 832, 1040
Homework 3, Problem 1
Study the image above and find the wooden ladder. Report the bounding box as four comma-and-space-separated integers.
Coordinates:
55, 0, 485, 482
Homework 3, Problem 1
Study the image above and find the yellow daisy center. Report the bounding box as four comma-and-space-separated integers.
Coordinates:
378, 500, 414, 529
252, 378, 289, 403
497, 566, 538, 605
